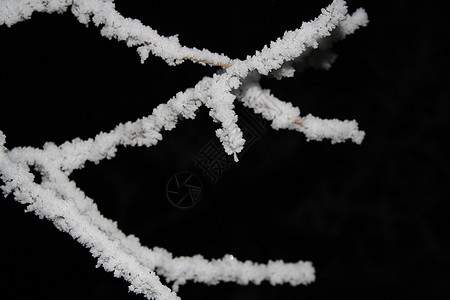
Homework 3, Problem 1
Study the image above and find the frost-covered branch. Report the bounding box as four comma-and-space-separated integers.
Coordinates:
0, 0, 233, 67
0, 130, 315, 300
0, 1, 368, 299
0, 0, 368, 159
236, 76, 365, 144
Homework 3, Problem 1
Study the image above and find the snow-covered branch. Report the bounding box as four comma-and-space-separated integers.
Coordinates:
0, 1, 368, 299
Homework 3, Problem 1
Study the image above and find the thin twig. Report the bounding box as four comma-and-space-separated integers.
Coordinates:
143, 42, 231, 67
183, 56, 231, 68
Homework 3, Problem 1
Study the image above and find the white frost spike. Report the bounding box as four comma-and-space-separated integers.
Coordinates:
137, 45, 151, 64
0, 130, 5, 148
340, 8, 369, 35
0, 1, 368, 299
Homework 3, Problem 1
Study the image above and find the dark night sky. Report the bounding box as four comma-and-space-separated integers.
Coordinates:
0, 0, 448, 299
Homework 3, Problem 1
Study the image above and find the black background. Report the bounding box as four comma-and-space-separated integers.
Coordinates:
0, 0, 448, 299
